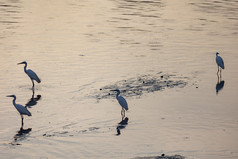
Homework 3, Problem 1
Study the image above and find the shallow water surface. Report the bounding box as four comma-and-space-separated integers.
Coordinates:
1, 0, 238, 158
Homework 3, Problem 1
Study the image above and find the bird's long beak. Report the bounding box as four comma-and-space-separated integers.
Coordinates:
110, 90, 117, 91
17, 62, 24, 65
6, 95, 12, 97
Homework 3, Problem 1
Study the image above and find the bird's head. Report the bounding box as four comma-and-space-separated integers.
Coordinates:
17, 61, 27, 65
216, 52, 219, 56
6, 95, 16, 98
110, 88, 120, 93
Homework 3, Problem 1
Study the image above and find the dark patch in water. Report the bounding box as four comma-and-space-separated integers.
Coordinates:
91, 72, 188, 100
77, 127, 100, 134
88, 127, 100, 131
133, 154, 184, 159
43, 127, 100, 137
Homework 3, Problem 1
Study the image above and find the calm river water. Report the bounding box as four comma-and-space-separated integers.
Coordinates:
1, 0, 238, 158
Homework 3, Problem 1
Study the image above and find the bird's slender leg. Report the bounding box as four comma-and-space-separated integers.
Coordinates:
217, 66, 219, 75
32, 87, 35, 97
220, 69, 222, 80
121, 108, 125, 120
31, 80, 35, 88
217, 70, 220, 83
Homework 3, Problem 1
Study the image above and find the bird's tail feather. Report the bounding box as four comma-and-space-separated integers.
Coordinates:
36, 78, 41, 83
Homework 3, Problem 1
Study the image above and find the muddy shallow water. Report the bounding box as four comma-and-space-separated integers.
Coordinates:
1, 0, 238, 158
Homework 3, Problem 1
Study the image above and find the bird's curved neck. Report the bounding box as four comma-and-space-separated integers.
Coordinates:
23, 63, 27, 73
12, 97, 16, 106
116, 91, 120, 100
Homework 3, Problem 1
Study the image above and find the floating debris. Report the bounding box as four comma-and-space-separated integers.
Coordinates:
90, 72, 188, 100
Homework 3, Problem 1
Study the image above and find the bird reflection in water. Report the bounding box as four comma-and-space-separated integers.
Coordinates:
116, 117, 129, 136
216, 72, 225, 94
25, 89, 41, 108
13, 125, 32, 143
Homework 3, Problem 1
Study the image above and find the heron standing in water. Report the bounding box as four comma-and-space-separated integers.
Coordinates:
216, 52, 225, 74
111, 89, 128, 119
6, 95, 31, 127
18, 61, 41, 88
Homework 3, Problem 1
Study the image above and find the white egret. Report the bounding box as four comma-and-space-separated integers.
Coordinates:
7, 95, 31, 126
216, 52, 225, 73
111, 89, 128, 119
18, 61, 41, 88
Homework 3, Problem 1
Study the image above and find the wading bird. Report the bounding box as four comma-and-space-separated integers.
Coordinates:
6, 95, 31, 127
216, 52, 225, 74
111, 89, 128, 119
18, 61, 41, 88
